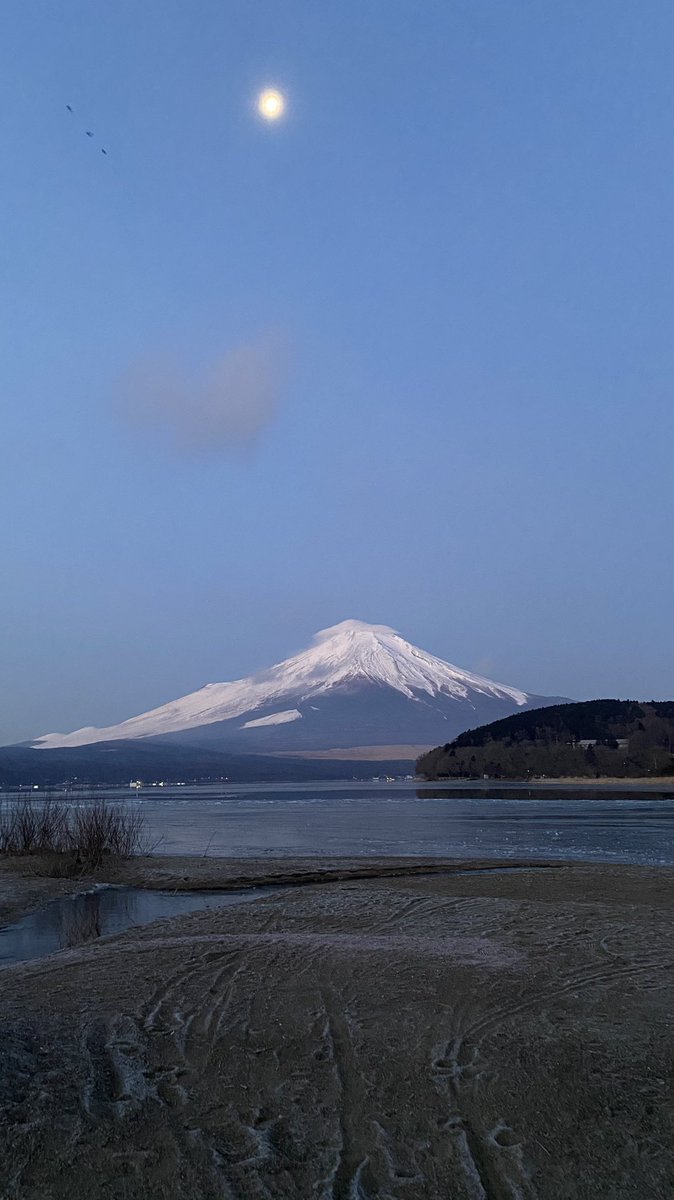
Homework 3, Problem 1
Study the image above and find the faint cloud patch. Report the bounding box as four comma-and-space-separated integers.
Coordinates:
473, 655, 497, 677
118, 329, 289, 454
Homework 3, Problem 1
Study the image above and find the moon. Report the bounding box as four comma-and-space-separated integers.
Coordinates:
257, 88, 285, 121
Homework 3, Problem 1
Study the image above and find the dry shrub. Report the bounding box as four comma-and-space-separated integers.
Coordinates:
67, 801, 148, 866
0, 796, 148, 867
0, 796, 69, 854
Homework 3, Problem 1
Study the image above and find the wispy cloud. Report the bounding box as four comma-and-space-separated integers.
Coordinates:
118, 329, 289, 454
473, 655, 497, 678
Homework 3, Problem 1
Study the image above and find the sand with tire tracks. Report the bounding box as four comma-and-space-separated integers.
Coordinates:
0, 857, 672, 1198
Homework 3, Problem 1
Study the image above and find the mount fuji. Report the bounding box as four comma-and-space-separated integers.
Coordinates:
31, 621, 566, 759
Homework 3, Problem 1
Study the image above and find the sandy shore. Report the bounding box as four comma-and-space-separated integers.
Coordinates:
1, 855, 673, 1198
530, 776, 674, 787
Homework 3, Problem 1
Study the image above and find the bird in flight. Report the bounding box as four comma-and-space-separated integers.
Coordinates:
66, 105, 108, 155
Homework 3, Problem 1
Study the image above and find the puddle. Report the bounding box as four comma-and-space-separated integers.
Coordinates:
0, 885, 270, 968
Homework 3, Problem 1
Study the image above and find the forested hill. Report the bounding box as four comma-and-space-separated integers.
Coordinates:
417, 700, 674, 780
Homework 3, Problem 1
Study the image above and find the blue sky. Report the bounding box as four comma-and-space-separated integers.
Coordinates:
1, 0, 673, 742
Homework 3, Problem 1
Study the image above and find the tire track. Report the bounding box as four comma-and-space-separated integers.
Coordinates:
431, 953, 672, 1199
461, 954, 671, 1052
433, 1038, 538, 1200
318, 987, 379, 1200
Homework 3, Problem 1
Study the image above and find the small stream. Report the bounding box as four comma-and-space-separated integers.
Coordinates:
0, 885, 269, 968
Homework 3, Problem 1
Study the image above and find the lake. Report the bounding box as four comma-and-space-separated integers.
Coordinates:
40, 780, 674, 865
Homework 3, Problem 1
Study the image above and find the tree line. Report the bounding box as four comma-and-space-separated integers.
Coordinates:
417, 700, 674, 780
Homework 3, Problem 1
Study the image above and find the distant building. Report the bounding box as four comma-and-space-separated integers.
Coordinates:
577, 737, 629, 751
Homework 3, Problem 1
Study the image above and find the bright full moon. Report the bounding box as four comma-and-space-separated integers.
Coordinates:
257, 89, 285, 121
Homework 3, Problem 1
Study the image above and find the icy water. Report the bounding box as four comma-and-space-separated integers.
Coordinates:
0, 885, 269, 968
30, 780, 674, 865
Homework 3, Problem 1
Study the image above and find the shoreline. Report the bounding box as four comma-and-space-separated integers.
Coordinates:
0, 853, 564, 926
2, 850, 674, 927
418, 774, 674, 787
4, 775, 674, 794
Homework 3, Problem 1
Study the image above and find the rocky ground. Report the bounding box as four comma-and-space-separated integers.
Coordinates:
0, 857, 673, 1199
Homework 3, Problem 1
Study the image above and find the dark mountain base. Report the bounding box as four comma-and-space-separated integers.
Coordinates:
0, 740, 414, 788
153, 683, 568, 755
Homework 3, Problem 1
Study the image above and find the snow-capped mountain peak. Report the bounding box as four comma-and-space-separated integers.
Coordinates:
33, 620, 534, 750
271, 620, 529, 704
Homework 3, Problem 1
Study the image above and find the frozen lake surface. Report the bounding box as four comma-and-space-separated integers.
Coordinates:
43, 780, 674, 865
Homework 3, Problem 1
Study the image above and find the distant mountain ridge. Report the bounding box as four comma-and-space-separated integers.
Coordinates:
28, 620, 567, 758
